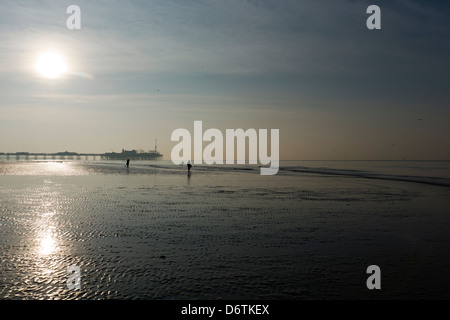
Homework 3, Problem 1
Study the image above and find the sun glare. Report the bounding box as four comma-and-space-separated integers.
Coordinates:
35, 51, 68, 79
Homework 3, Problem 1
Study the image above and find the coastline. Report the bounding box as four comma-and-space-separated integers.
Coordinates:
0, 160, 449, 299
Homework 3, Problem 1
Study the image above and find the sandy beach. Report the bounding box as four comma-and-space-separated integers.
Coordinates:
1, 160, 450, 299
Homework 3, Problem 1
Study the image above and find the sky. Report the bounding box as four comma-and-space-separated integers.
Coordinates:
0, 0, 449, 160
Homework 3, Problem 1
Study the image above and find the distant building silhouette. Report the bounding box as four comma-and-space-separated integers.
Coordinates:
102, 148, 162, 160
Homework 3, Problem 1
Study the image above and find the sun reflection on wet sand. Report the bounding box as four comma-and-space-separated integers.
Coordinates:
0, 161, 89, 176
31, 206, 68, 299
35, 207, 59, 256
39, 233, 57, 256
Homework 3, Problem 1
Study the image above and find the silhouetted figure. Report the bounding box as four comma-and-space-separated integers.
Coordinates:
126, 158, 130, 168
187, 160, 192, 172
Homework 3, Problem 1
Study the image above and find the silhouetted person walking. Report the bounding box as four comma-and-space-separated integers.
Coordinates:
187, 160, 192, 172
126, 158, 130, 168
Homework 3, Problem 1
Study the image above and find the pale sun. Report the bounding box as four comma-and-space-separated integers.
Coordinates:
35, 51, 68, 79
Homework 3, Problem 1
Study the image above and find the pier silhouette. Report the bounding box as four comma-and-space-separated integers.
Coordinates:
0, 149, 162, 161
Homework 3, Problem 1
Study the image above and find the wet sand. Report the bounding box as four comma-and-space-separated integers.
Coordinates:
1, 161, 450, 299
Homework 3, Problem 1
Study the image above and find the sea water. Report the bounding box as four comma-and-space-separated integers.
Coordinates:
0, 160, 449, 299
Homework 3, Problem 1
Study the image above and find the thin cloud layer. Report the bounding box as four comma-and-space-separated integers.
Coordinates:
0, 0, 448, 159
